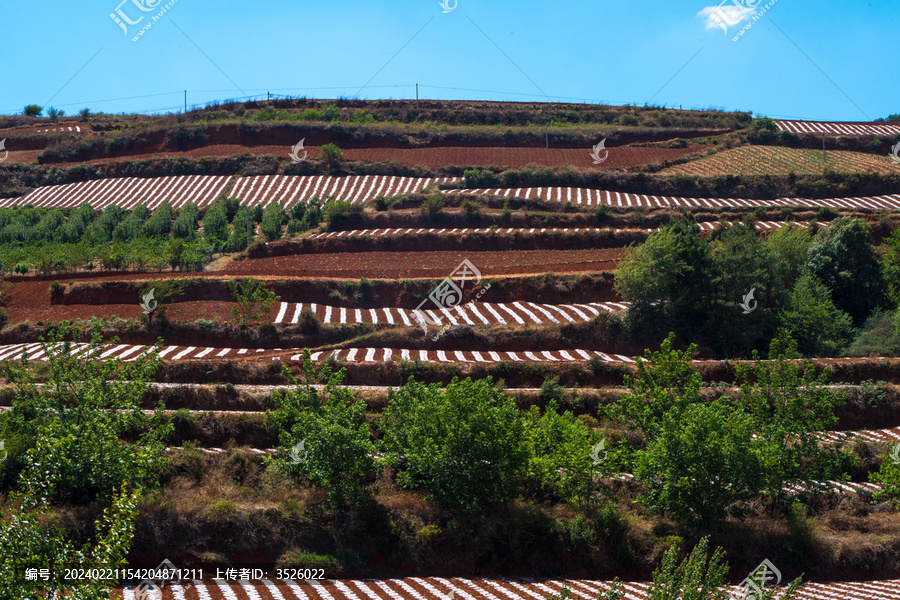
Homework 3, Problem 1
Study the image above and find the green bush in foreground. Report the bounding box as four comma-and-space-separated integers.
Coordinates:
381, 377, 529, 513
2, 324, 169, 504
0, 483, 141, 600
266, 352, 375, 507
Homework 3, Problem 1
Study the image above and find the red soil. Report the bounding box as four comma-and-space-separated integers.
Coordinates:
9, 143, 705, 169
341, 145, 706, 169
221, 249, 626, 279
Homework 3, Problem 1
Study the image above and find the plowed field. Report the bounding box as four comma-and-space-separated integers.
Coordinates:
663, 145, 900, 176
221, 249, 626, 278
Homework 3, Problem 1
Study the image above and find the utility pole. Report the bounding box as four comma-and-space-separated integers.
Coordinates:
416, 83, 419, 107
823, 134, 826, 170
184, 90, 187, 114
246, 209, 250, 249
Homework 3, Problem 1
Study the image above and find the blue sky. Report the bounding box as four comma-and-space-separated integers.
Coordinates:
0, 0, 896, 121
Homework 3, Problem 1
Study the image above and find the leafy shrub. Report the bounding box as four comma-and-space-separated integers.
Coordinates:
320, 143, 344, 170
323, 199, 362, 230
195, 318, 215, 330
776, 272, 853, 357
381, 377, 529, 513
871, 457, 900, 507
3, 324, 170, 504
806, 216, 884, 323
228, 277, 281, 325
320, 104, 341, 122
266, 352, 375, 507
373, 196, 389, 211
522, 402, 600, 503
49, 280, 64, 300
752, 117, 779, 132
0, 483, 141, 600
421, 192, 445, 214
261, 202, 285, 242
202, 205, 228, 246
846, 310, 900, 357
297, 308, 322, 335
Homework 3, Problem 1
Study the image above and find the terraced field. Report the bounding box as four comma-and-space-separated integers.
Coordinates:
4, 106, 900, 593
661, 145, 900, 176
11, 174, 900, 212
111, 575, 900, 600
775, 119, 900, 136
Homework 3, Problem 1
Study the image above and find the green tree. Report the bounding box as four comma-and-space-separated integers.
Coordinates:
172, 204, 198, 240
870, 455, 900, 507
2, 324, 170, 504
776, 272, 853, 356
647, 538, 729, 600
229, 206, 253, 251
261, 202, 285, 242
806, 216, 883, 323
0, 483, 141, 600
752, 117, 779, 132
201, 205, 228, 247
604, 334, 703, 441
647, 537, 802, 600
266, 352, 375, 507
636, 400, 763, 527
614, 220, 715, 344
766, 224, 812, 285
228, 277, 280, 325
707, 222, 781, 356
23, 105, 42, 117
522, 401, 602, 504
381, 378, 529, 513
735, 336, 854, 503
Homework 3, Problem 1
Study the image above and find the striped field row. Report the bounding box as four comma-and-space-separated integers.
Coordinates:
0, 343, 638, 364
273, 301, 629, 326
114, 574, 900, 600
9, 174, 900, 212
444, 186, 900, 210
775, 119, 900, 137
11, 175, 231, 211
231, 175, 459, 207
307, 221, 826, 240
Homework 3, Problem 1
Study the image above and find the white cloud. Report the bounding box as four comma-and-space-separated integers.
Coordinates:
698, 4, 756, 33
